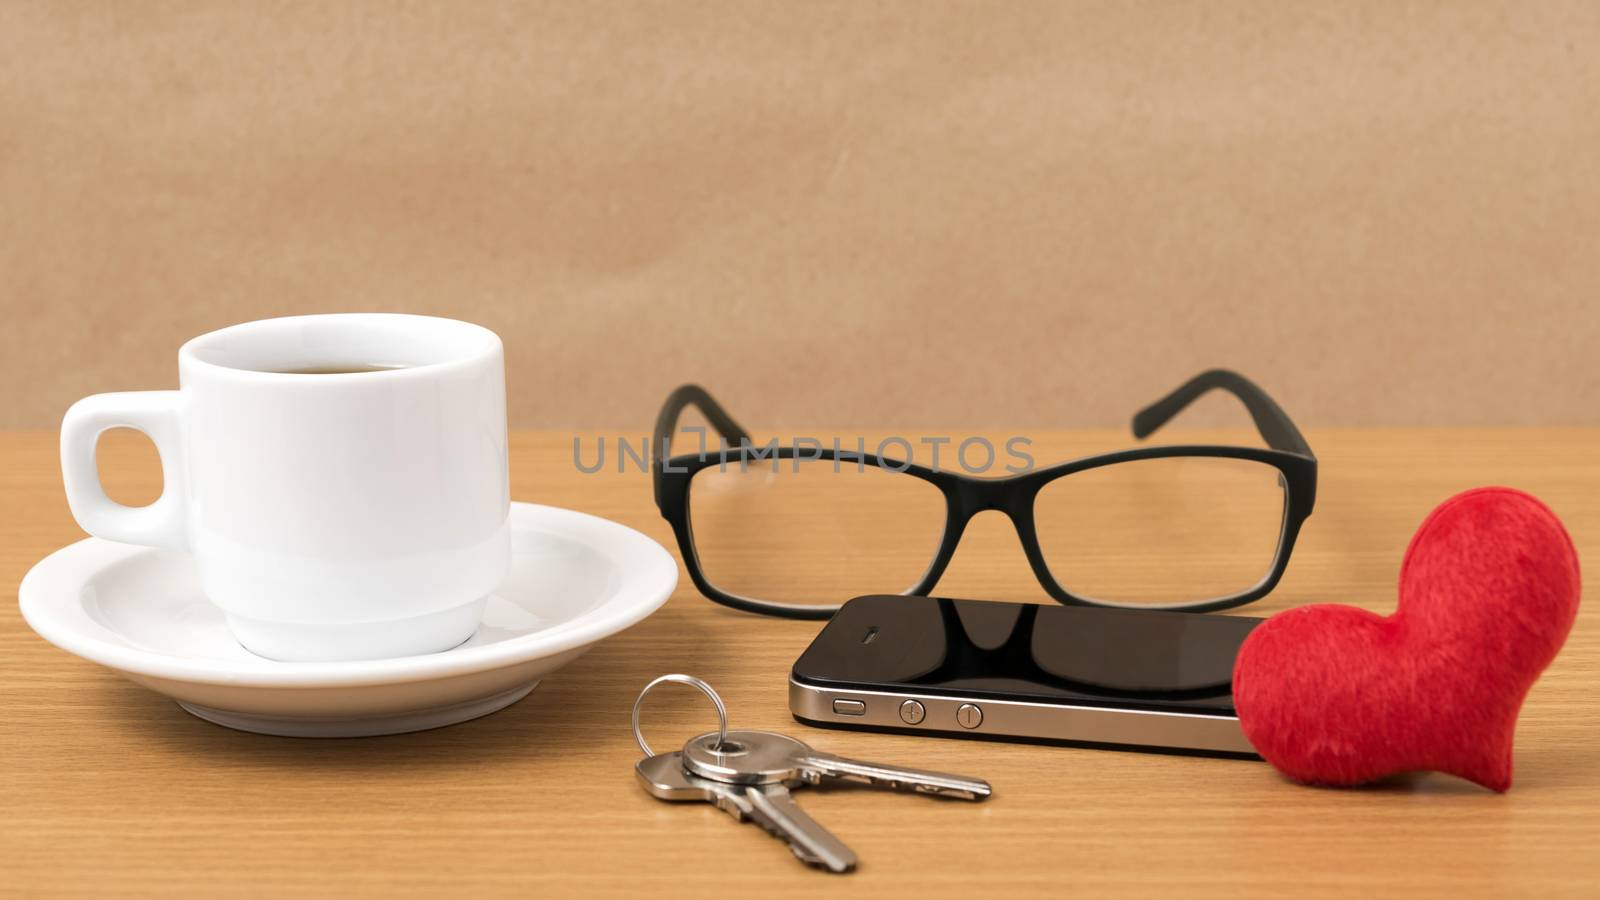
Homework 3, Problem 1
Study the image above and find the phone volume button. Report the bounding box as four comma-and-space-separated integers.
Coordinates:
898, 700, 926, 725
956, 703, 983, 729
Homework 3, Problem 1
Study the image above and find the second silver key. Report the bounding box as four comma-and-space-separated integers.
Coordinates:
636, 752, 857, 873
683, 729, 992, 799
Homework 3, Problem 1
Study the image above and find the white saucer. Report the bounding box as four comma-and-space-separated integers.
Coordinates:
19, 502, 677, 737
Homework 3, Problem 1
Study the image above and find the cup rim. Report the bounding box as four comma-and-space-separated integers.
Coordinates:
178, 313, 501, 382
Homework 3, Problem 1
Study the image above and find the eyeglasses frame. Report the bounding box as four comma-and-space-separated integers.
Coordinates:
653, 370, 1317, 619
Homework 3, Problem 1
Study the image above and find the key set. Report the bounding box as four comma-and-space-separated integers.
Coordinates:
632, 674, 991, 873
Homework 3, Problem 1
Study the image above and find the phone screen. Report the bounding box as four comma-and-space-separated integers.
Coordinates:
793, 595, 1263, 715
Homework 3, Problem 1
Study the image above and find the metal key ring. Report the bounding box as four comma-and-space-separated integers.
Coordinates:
631, 674, 729, 758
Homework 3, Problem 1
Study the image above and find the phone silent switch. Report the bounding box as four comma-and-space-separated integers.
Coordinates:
832, 699, 866, 716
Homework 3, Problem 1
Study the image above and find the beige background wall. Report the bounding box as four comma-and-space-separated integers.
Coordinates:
2, 1, 1596, 429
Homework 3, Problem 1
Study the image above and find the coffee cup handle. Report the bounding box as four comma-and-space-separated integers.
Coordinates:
60, 391, 189, 552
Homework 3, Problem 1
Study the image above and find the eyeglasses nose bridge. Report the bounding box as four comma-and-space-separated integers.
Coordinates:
953, 479, 1029, 519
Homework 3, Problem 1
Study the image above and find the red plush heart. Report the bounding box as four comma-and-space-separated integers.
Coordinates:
1233, 487, 1580, 791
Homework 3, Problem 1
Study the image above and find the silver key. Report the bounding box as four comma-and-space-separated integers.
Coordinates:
636, 751, 857, 873
683, 729, 992, 799
742, 782, 857, 873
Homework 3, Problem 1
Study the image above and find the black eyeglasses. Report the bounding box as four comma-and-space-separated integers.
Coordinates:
653, 369, 1316, 619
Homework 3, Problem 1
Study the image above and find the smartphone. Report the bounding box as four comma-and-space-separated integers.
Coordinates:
789, 595, 1263, 756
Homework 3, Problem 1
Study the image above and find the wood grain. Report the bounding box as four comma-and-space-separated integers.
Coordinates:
3, 427, 1599, 897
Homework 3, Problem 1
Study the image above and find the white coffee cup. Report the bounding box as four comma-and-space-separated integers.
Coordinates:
60, 313, 510, 662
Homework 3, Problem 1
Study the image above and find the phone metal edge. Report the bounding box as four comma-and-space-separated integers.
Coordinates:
789, 674, 1258, 756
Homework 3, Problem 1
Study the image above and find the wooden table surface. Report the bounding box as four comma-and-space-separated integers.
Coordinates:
4, 427, 1598, 897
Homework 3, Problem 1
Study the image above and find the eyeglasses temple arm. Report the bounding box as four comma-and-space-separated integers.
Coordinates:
653, 384, 752, 508
1131, 369, 1315, 459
